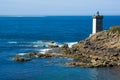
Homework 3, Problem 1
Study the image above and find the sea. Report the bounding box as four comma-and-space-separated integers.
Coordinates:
0, 16, 120, 80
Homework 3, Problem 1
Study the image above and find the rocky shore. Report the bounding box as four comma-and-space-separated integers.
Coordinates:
59, 26, 120, 67
13, 26, 120, 68
13, 52, 63, 62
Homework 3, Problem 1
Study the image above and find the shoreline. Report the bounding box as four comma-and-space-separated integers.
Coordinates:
13, 26, 120, 68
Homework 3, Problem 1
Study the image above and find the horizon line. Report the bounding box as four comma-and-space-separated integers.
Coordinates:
0, 15, 120, 17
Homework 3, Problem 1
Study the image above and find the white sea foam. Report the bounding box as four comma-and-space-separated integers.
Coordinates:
52, 53, 61, 55
51, 42, 77, 48
39, 48, 52, 54
31, 41, 48, 48
58, 44, 63, 47
18, 45, 31, 47
32, 45, 39, 47
67, 58, 73, 60
18, 53, 26, 56
31, 40, 60, 48
66, 42, 77, 48
8, 41, 17, 44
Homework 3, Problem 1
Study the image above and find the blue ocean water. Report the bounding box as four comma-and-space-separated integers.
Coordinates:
0, 16, 120, 80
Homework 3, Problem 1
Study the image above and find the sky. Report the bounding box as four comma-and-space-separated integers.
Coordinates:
0, 0, 120, 16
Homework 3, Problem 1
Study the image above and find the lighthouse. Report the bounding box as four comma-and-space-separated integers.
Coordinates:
92, 11, 103, 34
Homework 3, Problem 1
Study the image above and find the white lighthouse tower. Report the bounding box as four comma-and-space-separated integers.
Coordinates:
92, 11, 103, 34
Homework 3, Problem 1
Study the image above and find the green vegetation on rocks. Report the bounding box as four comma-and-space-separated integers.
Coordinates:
110, 26, 120, 33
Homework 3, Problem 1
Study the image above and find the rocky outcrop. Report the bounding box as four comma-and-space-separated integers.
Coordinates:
24, 52, 37, 57
36, 53, 56, 58
57, 26, 120, 68
13, 56, 32, 62
61, 44, 69, 49
49, 45, 59, 48
13, 52, 61, 62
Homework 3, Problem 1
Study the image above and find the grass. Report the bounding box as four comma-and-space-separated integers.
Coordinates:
110, 26, 120, 33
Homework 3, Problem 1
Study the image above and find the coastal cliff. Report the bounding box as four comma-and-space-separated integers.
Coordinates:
59, 26, 120, 67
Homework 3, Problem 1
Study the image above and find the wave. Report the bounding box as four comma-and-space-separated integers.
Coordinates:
8, 41, 33, 44
65, 42, 77, 48
39, 48, 52, 54
7, 40, 77, 57
18, 53, 26, 56
7, 40, 77, 49
38, 42, 77, 54
31, 40, 59, 48
7, 40, 60, 46
8, 41, 17, 44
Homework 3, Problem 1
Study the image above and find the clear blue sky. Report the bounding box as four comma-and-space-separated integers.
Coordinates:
0, 0, 119, 16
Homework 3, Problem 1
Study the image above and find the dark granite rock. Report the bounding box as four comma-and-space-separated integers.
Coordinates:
24, 52, 37, 57
36, 53, 55, 58
61, 44, 68, 49
49, 45, 59, 48
13, 56, 32, 62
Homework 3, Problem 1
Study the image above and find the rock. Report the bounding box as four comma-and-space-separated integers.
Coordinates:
24, 52, 37, 57
36, 53, 55, 58
57, 26, 120, 68
113, 53, 119, 56
46, 41, 59, 48
61, 44, 68, 49
49, 45, 59, 48
66, 62, 84, 67
91, 59, 97, 64
13, 56, 32, 62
